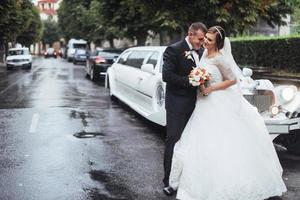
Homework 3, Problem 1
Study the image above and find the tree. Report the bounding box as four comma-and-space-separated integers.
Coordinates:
17, 6, 43, 47
56, 0, 299, 47
96, 0, 158, 46
0, 0, 42, 59
57, 0, 93, 42
42, 18, 60, 47
138, 0, 298, 36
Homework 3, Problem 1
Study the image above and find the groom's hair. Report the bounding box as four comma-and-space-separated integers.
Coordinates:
188, 22, 207, 34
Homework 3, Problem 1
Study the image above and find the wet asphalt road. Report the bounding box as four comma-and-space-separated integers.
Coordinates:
0, 57, 299, 200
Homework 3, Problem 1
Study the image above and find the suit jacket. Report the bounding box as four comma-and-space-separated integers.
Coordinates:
162, 39, 204, 113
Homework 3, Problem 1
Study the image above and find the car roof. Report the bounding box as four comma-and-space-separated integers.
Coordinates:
125, 46, 167, 52
9, 47, 29, 51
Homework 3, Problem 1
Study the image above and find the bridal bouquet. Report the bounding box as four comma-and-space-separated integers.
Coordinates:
188, 67, 210, 87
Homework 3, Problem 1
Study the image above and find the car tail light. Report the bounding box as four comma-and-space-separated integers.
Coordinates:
44, 52, 48, 55
95, 56, 106, 64
54, 52, 57, 55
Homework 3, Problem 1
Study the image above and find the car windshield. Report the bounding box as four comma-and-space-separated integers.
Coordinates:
47, 48, 54, 53
76, 49, 86, 54
8, 50, 25, 56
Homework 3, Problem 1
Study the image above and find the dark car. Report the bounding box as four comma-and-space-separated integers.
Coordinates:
73, 48, 87, 65
85, 48, 122, 81
44, 48, 57, 58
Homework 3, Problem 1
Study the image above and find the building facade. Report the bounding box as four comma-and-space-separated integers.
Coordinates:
37, 0, 62, 21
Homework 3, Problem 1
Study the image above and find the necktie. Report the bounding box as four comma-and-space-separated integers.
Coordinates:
192, 48, 201, 57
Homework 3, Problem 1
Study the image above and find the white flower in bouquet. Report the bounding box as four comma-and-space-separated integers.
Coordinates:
188, 67, 211, 87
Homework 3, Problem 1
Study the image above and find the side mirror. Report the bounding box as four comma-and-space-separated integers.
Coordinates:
242, 67, 253, 77
113, 56, 119, 63
141, 63, 155, 74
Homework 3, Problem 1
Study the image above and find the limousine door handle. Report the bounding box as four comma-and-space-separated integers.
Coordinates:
137, 76, 143, 80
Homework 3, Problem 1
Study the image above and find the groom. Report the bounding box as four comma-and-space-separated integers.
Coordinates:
162, 22, 207, 195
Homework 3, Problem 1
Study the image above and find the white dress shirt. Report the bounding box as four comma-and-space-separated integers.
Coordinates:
185, 37, 200, 67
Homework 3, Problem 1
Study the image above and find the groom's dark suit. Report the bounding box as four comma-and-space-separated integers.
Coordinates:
162, 39, 203, 186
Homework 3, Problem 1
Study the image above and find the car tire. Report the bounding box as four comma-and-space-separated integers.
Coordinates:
90, 66, 98, 81
27, 64, 32, 70
6, 65, 12, 70
73, 61, 77, 65
274, 130, 300, 155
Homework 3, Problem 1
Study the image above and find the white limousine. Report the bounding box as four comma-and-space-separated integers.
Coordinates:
106, 46, 167, 126
106, 46, 300, 153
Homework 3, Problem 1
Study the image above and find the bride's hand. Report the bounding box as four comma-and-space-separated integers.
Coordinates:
202, 86, 214, 96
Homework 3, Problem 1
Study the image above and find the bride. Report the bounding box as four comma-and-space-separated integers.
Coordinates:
168, 26, 287, 200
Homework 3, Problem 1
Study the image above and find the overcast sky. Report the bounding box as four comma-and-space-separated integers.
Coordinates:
32, 0, 37, 5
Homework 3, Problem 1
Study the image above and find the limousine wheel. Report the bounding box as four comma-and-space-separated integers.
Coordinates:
274, 130, 300, 155
6, 65, 13, 70
154, 84, 165, 110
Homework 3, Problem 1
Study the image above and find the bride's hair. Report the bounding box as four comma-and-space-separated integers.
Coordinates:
208, 26, 225, 50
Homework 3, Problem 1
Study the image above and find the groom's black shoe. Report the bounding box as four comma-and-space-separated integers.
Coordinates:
163, 186, 175, 196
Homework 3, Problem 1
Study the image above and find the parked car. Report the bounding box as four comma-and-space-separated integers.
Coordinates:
73, 49, 87, 65
66, 39, 87, 62
59, 47, 66, 58
6, 47, 32, 70
44, 47, 57, 58
86, 48, 122, 81
106, 46, 300, 154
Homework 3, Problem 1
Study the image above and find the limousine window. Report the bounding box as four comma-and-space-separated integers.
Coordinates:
125, 50, 149, 68
146, 52, 159, 67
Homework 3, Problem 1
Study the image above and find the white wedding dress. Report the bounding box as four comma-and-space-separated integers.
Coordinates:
169, 48, 287, 200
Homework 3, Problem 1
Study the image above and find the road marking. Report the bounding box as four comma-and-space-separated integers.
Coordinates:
29, 113, 39, 133
0, 65, 41, 95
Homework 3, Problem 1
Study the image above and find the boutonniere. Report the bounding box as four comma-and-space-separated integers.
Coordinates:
184, 50, 194, 62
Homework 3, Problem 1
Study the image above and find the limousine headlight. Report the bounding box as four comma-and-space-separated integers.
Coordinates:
280, 86, 296, 102
156, 85, 165, 107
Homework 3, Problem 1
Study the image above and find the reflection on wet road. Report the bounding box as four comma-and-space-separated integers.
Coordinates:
0, 57, 299, 200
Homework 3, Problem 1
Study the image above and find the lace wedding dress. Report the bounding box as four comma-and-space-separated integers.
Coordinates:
169, 51, 287, 200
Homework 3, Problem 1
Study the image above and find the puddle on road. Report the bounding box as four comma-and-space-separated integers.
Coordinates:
86, 170, 131, 200
73, 131, 106, 139
70, 110, 93, 127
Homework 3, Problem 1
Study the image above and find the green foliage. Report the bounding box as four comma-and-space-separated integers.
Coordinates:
17, 6, 43, 47
97, 0, 156, 45
291, 7, 300, 34
231, 35, 300, 72
56, 0, 299, 46
0, 0, 42, 46
57, 0, 93, 41
42, 18, 60, 46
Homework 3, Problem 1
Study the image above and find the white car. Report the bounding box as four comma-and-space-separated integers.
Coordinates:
106, 46, 300, 154
6, 47, 32, 70
66, 39, 87, 62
